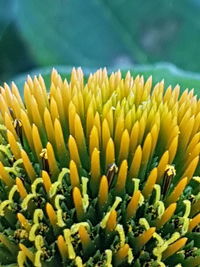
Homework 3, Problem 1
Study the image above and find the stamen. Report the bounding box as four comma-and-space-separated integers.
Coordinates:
63, 229, 76, 259
116, 224, 125, 247
13, 118, 23, 142
17, 251, 26, 267
21, 193, 36, 210
40, 148, 49, 172
57, 209, 66, 227
31, 178, 43, 195
75, 256, 83, 267
34, 250, 43, 267
81, 177, 89, 211
33, 209, 44, 224
106, 163, 118, 187
105, 250, 112, 267
161, 165, 176, 197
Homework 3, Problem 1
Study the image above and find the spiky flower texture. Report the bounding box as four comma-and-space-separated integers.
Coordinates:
0, 68, 199, 267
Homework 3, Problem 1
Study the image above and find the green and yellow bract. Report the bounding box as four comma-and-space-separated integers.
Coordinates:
0, 68, 199, 266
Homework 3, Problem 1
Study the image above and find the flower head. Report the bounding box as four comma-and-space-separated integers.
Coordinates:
0, 68, 199, 266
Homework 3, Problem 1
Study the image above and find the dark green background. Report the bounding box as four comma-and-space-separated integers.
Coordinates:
0, 0, 200, 90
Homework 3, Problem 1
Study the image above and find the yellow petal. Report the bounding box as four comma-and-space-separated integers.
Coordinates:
69, 160, 80, 188
90, 148, 101, 195
129, 145, 142, 178
7, 130, 21, 160
98, 176, 108, 209
118, 130, 130, 164
106, 210, 117, 232
188, 213, 200, 232
142, 168, 157, 198
162, 238, 187, 260
73, 187, 84, 221
156, 203, 177, 229
165, 177, 188, 206
126, 190, 141, 220
115, 160, 128, 195
106, 138, 115, 168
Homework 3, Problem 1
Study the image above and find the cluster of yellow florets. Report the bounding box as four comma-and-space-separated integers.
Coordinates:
0, 68, 199, 266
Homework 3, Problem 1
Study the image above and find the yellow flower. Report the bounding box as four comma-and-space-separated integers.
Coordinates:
0, 68, 199, 266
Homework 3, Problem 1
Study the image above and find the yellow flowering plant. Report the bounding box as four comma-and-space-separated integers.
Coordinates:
0, 68, 199, 266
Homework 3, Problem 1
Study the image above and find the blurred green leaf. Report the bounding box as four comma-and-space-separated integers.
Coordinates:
0, 23, 37, 83
12, 63, 200, 97
0, 0, 16, 37
16, 0, 200, 72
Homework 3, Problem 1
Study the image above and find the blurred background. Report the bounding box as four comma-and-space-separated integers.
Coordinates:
0, 0, 200, 84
